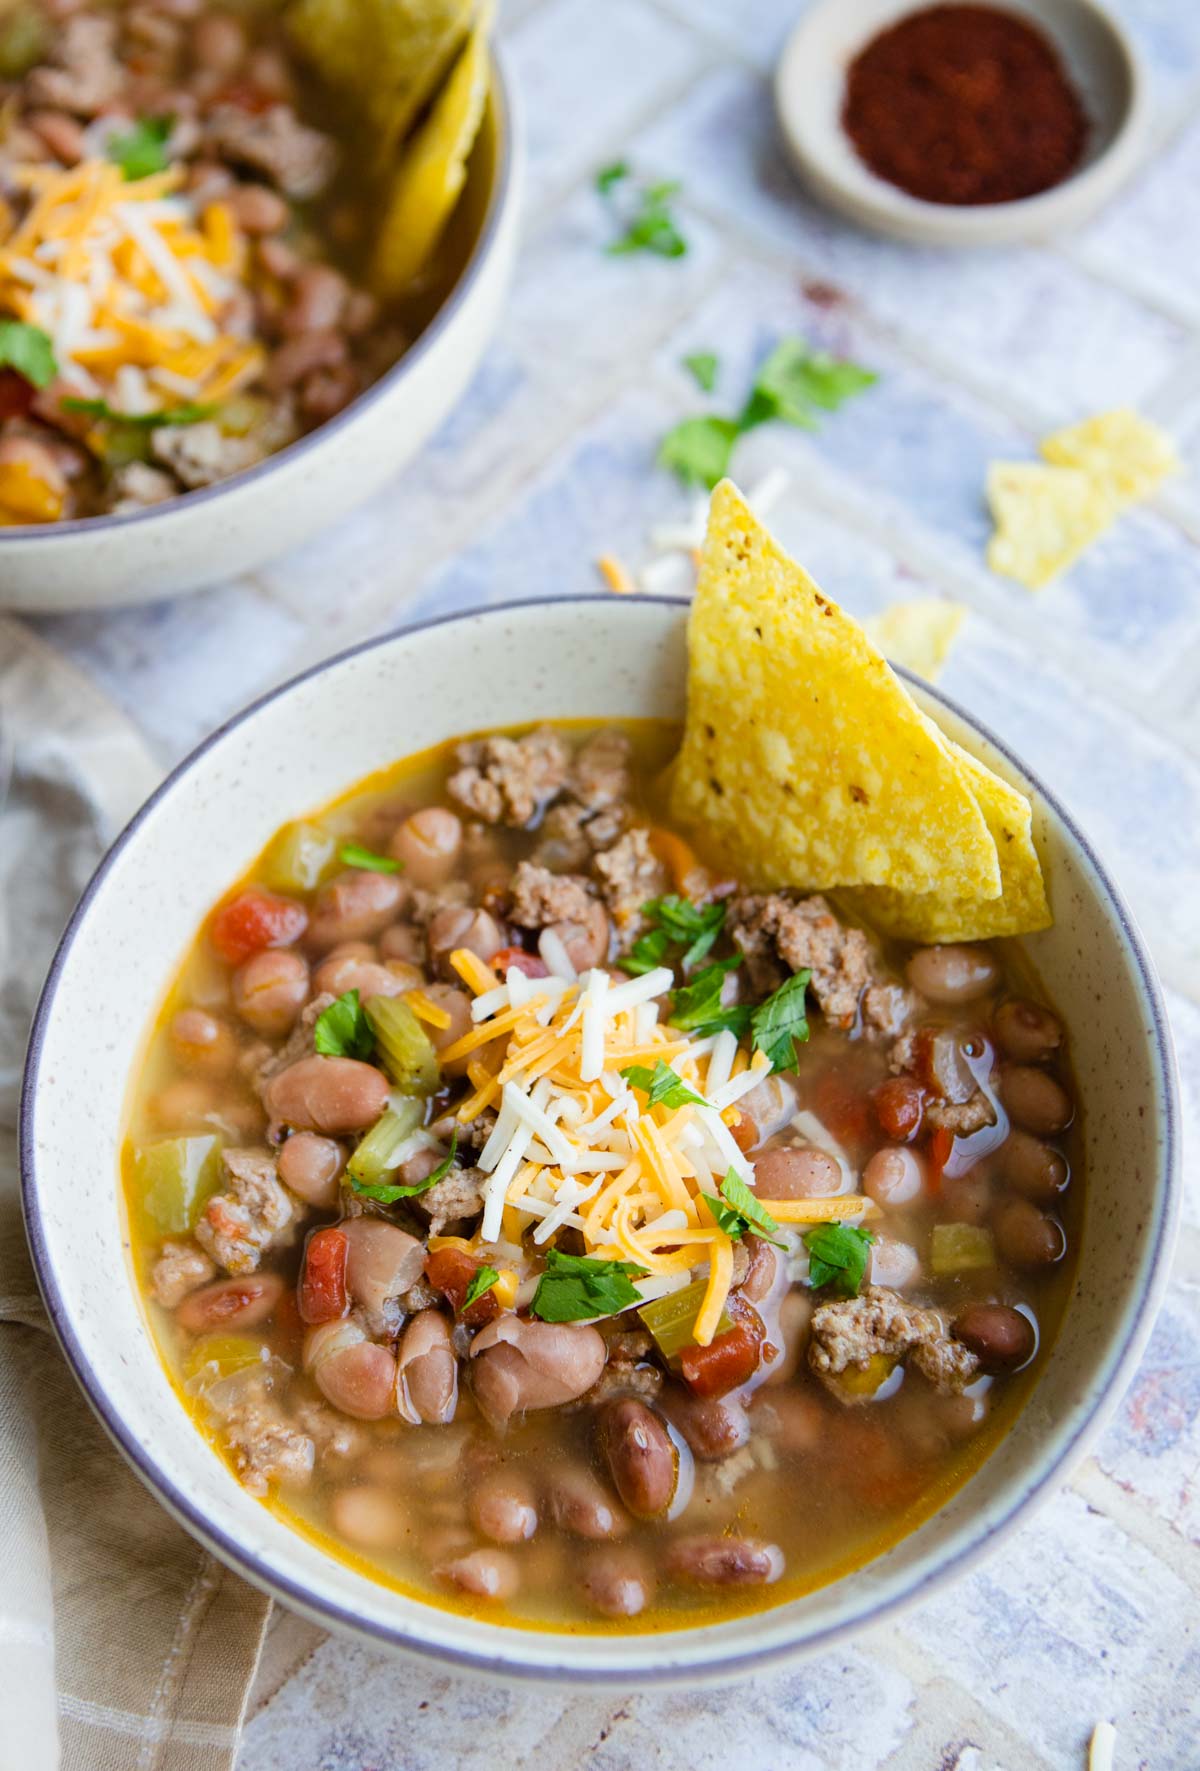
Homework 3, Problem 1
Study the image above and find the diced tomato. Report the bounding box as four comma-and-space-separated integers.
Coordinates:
298, 1226, 348, 1324
425, 1244, 499, 1327
679, 1299, 764, 1399
490, 946, 550, 980
813, 1070, 875, 1151
0, 370, 35, 422
928, 1124, 954, 1184
207, 78, 276, 113
210, 887, 308, 966
873, 1074, 925, 1142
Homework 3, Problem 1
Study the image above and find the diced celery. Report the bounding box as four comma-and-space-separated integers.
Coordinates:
832, 1352, 897, 1399
0, 4, 49, 79
639, 1280, 733, 1360
135, 1135, 224, 1233
261, 819, 336, 893
366, 996, 440, 1095
347, 1097, 424, 1186
183, 1334, 263, 1385
931, 1222, 996, 1275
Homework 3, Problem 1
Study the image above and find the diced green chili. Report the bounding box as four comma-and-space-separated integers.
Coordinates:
134, 1135, 224, 1233
930, 1222, 996, 1275
638, 1279, 733, 1360
261, 820, 336, 893
346, 1097, 424, 1186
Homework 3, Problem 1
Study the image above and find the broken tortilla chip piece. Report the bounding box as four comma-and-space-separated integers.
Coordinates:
670, 480, 1001, 900
1040, 408, 1178, 509
986, 460, 1113, 590
846, 742, 1050, 942
370, 7, 491, 296
863, 599, 965, 683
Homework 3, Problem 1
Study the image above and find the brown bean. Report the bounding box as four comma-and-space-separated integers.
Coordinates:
169, 1008, 237, 1077
191, 10, 245, 70
27, 109, 85, 162
940, 1168, 993, 1224
435, 1548, 519, 1601
658, 1385, 750, 1459
267, 329, 347, 395
312, 952, 412, 1001
283, 263, 347, 336
263, 1054, 389, 1135
277, 1132, 344, 1208
868, 1233, 921, 1289
665, 1534, 784, 1588
907, 944, 999, 1005
389, 807, 463, 888
225, 182, 287, 234
470, 1319, 606, 1425
598, 1399, 677, 1520
742, 1235, 778, 1303
257, 235, 300, 281
176, 1271, 283, 1333
863, 1145, 925, 1207
299, 363, 358, 424
735, 1074, 799, 1147
751, 1385, 825, 1454
315, 1339, 396, 1420
579, 1545, 655, 1619
953, 1302, 1036, 1370
423, 984, 475, 1078
762, 1290, 812, 1387
343, 288, 379, 335
999, 1066, 1073, 1137
343, 1220, 425, 1317
307, 870, 406, 948
993, 1197, 1065, 1268
380, 923, 425, 966
544, 1462, 630, 1540
232, 948, 309, 1037
551, 900, 611, 973
330, 1484, 408, 1549
993, 998, 1063, 1064
245, 43, 292, 98
427, 905, 506, 977
468, 1468, 538, 1544
995, 1129, 1069, 1203
754, 1144, 841, 1200
395, 1309, 458, 1424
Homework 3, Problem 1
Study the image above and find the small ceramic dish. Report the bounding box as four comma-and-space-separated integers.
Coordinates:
0, 54, 519, 615
20, 597, 1180, 1681
775, 0, 1147, 247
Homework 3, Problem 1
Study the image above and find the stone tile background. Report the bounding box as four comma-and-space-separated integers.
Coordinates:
14, 0, 1200, 1763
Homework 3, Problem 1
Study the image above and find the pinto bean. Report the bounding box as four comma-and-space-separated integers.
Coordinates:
27, 109, 85, 162
598, 1400, 677, 1521
266, 329, 347, 394
263, 1054, 389, 1135
751, 1385, 824, 1454
308, 1324, 396, 1420
940, 1168, 993, 1224
993, 1197, 1065, 1269
754, 1144, 841, 1200
665, 1534, 784, 1588
245, 43, 292, 97
190, 9, 245, 69
307, 869, 406, 948
868, 1234, 921, 1290
281, 263, 347, 335
380, 923, 425, 966
993, 998, 1063, 1064
169, 1008, 237, 1077
389, 807, 463, 888
435, 1548, 519, 1601
734, 1074, 799, 1148
863, 1145, 925, 1207
762, 1289, 812, 1388
277, 1132, 344, 1207
312, 952, 413, 1001
395, 1309, 458, 1424
995, 1130, 1069, 1202
176, 1271, 283, 1333
742, 1235, 778, 1303
471, 1319, 606, 1426
658, 1385, 750, 1460
999, 1066, 1074, 1137
421, 984, 475, 1079
257, 235, 299, 281
907, 944, 999, 1005
299, 363, 358, 424
552, 901, 611, 973
427, 906, 506, 977
544, 1462, 630, 1540
343, 288, 379, 335
343, 1220, 425, 1317
330, 1484, 408, 1549
579, 1545, 655, 1619
468, 1468, 538, 1543
953, 1302, 1036, 1370
225, 182, 288, 234
231, 948, 309, 1037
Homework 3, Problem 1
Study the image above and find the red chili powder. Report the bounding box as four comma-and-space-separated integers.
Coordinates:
842, 3, 1089, 206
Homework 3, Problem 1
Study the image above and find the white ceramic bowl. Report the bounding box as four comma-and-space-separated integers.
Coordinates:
0, 56, 519, 614
775, 0, 1147, 247
21, 598, 1180, 1682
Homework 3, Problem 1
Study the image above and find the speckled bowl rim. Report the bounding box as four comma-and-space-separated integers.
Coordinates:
19, 597, 1181, 1683
0, 46, 514, 546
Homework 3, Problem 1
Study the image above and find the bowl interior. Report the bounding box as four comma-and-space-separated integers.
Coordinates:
21, 599, 1178, 1680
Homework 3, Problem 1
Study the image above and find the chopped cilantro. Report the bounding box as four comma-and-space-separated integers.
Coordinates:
804, 1222, 875, 1296
657, 414, 740, 490
529, 1247, 646, 1323
347, 1129, 458, 1203
620, 1059, 706, 1111
622, 925, 673, 977
338, 840, 401, 874
667, 956, 750, 1039
313, 989, 375, 1061
463, 1263, 500, 1310
750, 968, 812, 1073
595, 159, 630, 195
700, 1169, 786, 1248
106, 114, 173, 181
601, 171, 688, 259
683, 351, 719, 393
61, 397, 215, 428
0, 320, 56, 390
627, 895, 726, 975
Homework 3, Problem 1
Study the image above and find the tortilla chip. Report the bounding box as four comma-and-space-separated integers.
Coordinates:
863, 599, 965, 683
1041, 408, 1178, 508
670, 481, 1001, 900
847, 743, 1050, 942
986, 460, 1113, 590
286, 0, 476, 159
370, 9, 490, 296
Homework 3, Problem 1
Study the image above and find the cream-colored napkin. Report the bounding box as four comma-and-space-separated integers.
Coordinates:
0, 620, 272, 1771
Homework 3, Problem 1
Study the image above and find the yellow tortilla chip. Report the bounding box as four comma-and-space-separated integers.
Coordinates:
670, 481, 1001, 900
986, 461, 1113, 590
1041, 408, 1178, 508
847, 743, 1050, 942
370, 8, 490, 296
862, 599, 965, 683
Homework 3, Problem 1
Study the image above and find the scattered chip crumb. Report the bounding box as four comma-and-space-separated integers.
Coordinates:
986, 460, 1113, 590
1042, 408, 1178, 507
1088, 1719, 1117, 1771
863, 599, 965, 681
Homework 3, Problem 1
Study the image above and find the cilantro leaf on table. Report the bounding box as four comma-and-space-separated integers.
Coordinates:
619, 1059, 706, 1111
313, 989, 375, 1061
803, 1222, 875, 1296
700, 1169, 786, 1248
750, 968, 812, 1073
595, 159, 630, 195
529, 1247, 647, 1323
667, 956, 750, 1039
683, 351, 719, 393
657, 414, 740, 489
106, 114, 173, 181
0, 320, 56, 389
599, 166, 688, 259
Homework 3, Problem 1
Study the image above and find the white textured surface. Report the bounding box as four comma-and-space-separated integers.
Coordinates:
15, 0, 1200, 1763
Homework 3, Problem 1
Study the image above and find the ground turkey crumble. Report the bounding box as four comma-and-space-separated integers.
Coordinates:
447, 727, 571, 827
593, 828, 668, 947
195, 1147, 297, 1274
150, 1239, 215, 1309
508, 861, 597, 929
890, 1027, 998, 1136
809, 1285, 980, 1396
730, 892, 912, 1036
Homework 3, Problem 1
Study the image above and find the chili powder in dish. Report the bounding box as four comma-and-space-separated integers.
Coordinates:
842, 4, 1089, 206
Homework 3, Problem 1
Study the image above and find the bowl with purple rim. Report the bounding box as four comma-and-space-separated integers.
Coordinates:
0, 55, 518, 615
20, 596, 1179, 1679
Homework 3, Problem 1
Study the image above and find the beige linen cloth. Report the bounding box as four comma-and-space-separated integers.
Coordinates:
0, 619, 272, 1771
